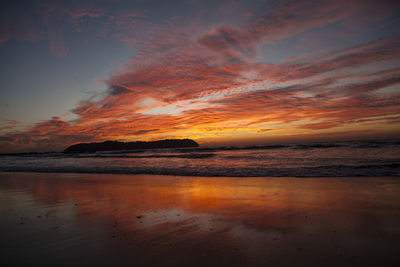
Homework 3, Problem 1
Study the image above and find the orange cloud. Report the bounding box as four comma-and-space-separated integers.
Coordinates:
1, 0, 400, 152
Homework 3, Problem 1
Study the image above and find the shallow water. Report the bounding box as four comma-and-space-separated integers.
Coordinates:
1, 172, 400, 266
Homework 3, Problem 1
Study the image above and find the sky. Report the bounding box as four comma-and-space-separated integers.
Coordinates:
0, 0, 400, 152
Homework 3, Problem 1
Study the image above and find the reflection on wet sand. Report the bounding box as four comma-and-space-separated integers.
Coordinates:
1, 172, 400, 266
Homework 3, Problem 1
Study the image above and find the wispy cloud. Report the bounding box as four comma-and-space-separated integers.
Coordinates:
0, 119, 20, 131
1, 0, 400, 152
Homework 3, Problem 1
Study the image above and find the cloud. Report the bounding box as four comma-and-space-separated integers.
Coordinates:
0, 0, 149, 57
0, 119, 20, 131
198, 26, 257, 61
1, 0, 400, 152
255, 36, 400, 84
133, 129, 159, 135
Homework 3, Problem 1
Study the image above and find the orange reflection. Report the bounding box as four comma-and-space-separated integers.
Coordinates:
1, 173, 400, 266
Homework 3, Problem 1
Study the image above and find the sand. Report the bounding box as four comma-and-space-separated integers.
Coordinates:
1, 172, 400, 266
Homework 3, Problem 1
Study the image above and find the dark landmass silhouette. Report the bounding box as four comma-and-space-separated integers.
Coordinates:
63, 139, 199, 153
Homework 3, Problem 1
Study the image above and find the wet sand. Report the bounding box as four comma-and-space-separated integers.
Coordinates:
1, 172, 400, 266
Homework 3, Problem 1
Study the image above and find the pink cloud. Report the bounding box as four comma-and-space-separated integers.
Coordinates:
1, 0, 400, 152
0, 120, 20, 131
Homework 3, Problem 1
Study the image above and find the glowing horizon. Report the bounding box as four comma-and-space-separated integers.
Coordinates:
1, 0, 400, 152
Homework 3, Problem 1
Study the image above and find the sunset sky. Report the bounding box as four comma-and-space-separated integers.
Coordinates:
1, 0, 400, 152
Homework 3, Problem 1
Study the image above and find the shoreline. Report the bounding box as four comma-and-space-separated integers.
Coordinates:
1, 170, 399, 178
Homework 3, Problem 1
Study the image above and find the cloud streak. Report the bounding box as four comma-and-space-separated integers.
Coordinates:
1, 0, 400, 152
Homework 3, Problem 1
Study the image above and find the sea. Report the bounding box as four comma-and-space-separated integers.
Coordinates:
0, 139, 399, 177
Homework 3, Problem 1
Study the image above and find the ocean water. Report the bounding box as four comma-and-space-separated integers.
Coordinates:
0, 140, 399, 177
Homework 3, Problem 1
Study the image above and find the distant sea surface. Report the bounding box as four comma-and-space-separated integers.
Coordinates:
1, 140, 399, 177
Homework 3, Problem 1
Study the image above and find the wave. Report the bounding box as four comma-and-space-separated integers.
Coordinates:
351, 140, 400, 148
1, 163, 399, 177
1, 139, 399, 177
293, 144, 343, 149
73, 153, 215, 159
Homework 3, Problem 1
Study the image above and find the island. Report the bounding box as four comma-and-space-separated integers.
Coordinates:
63, 139, 199, 153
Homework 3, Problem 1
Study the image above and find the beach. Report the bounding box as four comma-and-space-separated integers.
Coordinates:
2, 0, 400, 266
1, 172, 399, 266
